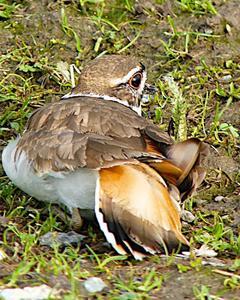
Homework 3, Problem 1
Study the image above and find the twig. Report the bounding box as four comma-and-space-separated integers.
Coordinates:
213, 269, 240, 279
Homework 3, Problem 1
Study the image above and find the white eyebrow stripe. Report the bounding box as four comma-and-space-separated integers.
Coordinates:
138, 70, 147, 96
110, 66, 142, 86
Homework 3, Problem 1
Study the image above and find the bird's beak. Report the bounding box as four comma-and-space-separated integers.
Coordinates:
141, 83, 157, 105
144, 83, 158, 95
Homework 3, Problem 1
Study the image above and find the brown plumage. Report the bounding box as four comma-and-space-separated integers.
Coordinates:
98, 164, 189, 259
15, 96, 208, 257
16, 97, 171, 172
3, 55, 209, 259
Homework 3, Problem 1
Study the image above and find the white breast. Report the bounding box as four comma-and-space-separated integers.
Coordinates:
2, 139, 98, 216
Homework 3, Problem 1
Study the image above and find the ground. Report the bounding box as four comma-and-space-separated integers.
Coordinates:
0, 0, 239, 299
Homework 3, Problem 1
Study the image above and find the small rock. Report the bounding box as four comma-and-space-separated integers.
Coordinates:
214, 195, 224, 202
181, 210, 195, 223
194, 245, 218, 258
220, 74, 232, 82
0, 248, 7, 261
141, 93, 151, 105
182, 244, 218, 258
204, 28, 213, 35
0, 285, 56, 300
39, 231, 86, 247
82, 277, 107, 294
225, 23, 232, 35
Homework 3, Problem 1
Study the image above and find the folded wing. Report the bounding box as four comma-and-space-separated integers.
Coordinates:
95, 163, 189, 260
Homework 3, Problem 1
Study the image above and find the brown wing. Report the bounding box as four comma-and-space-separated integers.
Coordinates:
16, 96, 208, 199
96, 163, 189, 259
16, 96, 172, 173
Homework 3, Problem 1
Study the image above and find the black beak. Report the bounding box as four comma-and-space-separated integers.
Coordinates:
141, 83, 157, 105
143, 83, 158, 95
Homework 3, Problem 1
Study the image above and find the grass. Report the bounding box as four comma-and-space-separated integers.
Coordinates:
0, 0, 240, 299
176, 0, 218, 15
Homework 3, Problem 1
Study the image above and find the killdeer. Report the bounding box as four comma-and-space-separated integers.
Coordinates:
2, 55, 208, 259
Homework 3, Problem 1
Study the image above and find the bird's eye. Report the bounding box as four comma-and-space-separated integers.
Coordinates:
129, 72, 142, 89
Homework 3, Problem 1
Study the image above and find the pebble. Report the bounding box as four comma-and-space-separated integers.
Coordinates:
82, 277, 107, 294
0, 248, 7, 261
214, 195, 224, 202
181, 210, 195, 223
141, 93, 150, 104
194, 244, 218, 258
0, 285, 56, 300
220, 74, 232, 82
39, 231, 86, 247
182, 245, 218, 259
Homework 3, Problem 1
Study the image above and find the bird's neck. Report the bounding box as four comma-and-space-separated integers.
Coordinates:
61, 92, 142, 116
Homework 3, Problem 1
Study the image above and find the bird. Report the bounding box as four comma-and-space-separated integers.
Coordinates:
2, 55, 208, 260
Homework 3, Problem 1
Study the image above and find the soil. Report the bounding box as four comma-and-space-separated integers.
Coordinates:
0, 0, 239, 299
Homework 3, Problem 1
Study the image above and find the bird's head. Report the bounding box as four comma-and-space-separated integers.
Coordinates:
63, 55, 156, 115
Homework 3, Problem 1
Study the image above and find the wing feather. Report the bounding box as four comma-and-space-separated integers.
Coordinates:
16, 96, 208, 201
16, 97, 169, 173
95, 163, 189, 259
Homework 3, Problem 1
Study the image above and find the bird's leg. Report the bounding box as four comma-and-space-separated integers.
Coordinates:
50, 204, 70, 224
71, 207, 83, 232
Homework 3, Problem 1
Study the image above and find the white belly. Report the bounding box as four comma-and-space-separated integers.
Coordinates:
2, 139, 98, 215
